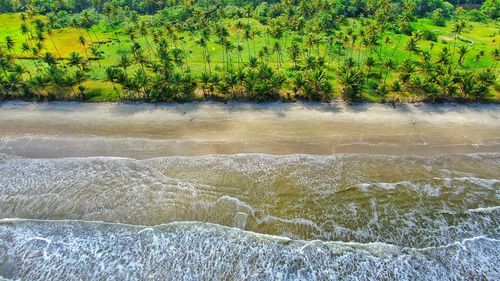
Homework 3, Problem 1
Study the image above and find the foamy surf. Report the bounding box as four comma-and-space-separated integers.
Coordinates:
0, 219, 498, 281
0, 154, 498, 247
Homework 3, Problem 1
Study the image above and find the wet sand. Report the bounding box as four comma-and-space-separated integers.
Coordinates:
0, 101, 499, 158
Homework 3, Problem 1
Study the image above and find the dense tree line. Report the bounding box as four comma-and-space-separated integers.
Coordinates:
0, 0, 498, 103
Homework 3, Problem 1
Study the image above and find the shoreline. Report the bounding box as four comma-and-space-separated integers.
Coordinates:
1, 100, 498, 158
2, 99, 500, 108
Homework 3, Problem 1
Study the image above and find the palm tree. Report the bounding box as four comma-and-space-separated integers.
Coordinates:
45, 65, 65, 92
382, 58, 396, 84
90, 44, 103, 67
138, 19, 155, 59
5, 36, 31, 77
288, 42, 301, 69
131, 42, 147, 72
272, 41, 283, 69
306, 70, 332, 101
43, 52, 58, 66
28, 75, 45, 100
105, 66, 122, 99
405, 36, 420, 58
171, 48, 185, 69
365, 56, 375, 77
450, 20, 465, 63
0, 54, 13, 85
457, 45, 468, 66
196, 37, 209, 74
436, 74, 456, 100
292, 73, 305, 97
117, 53, 132, 74
237, 44, 244, 70
200, 72, 211, 98
473, 50, 485, 70
243, 27, 253, 58
251, 29, 261, 55
491, 48, 499, 70
339, 68, 365, 102
79, 35, 92, 69
72, 70, 87, 99
399, 58, 415, 84
222, 40, 235, 71
132, 68, 150, 100
68, 52, 85, 70
224, 70, 239, 98
46, 14, 62, 58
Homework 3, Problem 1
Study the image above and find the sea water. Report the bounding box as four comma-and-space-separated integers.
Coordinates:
0, 102, 498, 280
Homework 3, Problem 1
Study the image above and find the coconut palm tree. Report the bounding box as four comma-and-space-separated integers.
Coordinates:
339, 68, 364, 102
117, 53, 132, 74
89, 44, 103, 67
196, 37, 209, 74
450, 20, 465, 63
272, 41, 283, 69
288, 42, 301, 69
105, 66, 122, 99
382, 58, 396, 84
68, 52, 85, 70
46, 13, 62, 58
365, 56, 375, 78
436, 74, 456, 100
457, 45, 469, 66
222, 40, 235, 71
243, 27, 253, 58
27, 75, 45, 100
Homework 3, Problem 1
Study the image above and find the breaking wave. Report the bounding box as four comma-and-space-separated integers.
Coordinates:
0, 219, 498, 281
1, 153, 498, 248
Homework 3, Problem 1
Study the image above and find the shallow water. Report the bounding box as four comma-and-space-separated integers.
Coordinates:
0, 102, 499, 280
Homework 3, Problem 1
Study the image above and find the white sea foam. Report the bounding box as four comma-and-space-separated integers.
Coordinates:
467, 206, 500, 213
0, 154, 499, 248
0, 219, 498, 280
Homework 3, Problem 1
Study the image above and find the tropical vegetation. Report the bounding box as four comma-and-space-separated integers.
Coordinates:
0, 0, 498, 103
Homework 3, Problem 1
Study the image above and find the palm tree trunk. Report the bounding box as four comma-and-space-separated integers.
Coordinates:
49, 34, 62, 59
246, 39, 251, 58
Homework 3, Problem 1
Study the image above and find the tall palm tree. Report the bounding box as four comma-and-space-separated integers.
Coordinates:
243, 27, 253, 58
117, 53, 132, 74
382, 58, 396, 84
237, 44, 244, 70
457, 45, 469, 66
450, 20, 465, 64
5, 36, 31, 77
68, 52, 85, 70
405, 37, 420, 58
90, 44, 103, 67
196, 37, 209, 74
223, 40, 235, 71
46, 13, 62, 58
105, 66, 122, 99
131, 42, 147, 72
365, 56, 375, 78
272, 41, 283, 69
79, 35, 92, 69
288, 42, 301, 69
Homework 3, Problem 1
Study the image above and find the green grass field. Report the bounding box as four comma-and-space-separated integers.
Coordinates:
1, 12, 498, 102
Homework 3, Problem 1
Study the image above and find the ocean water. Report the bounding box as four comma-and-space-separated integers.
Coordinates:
0, 102, 499, 280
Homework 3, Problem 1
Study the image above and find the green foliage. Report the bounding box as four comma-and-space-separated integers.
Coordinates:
482, 0, 500, 20
0, 0, 497, 103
